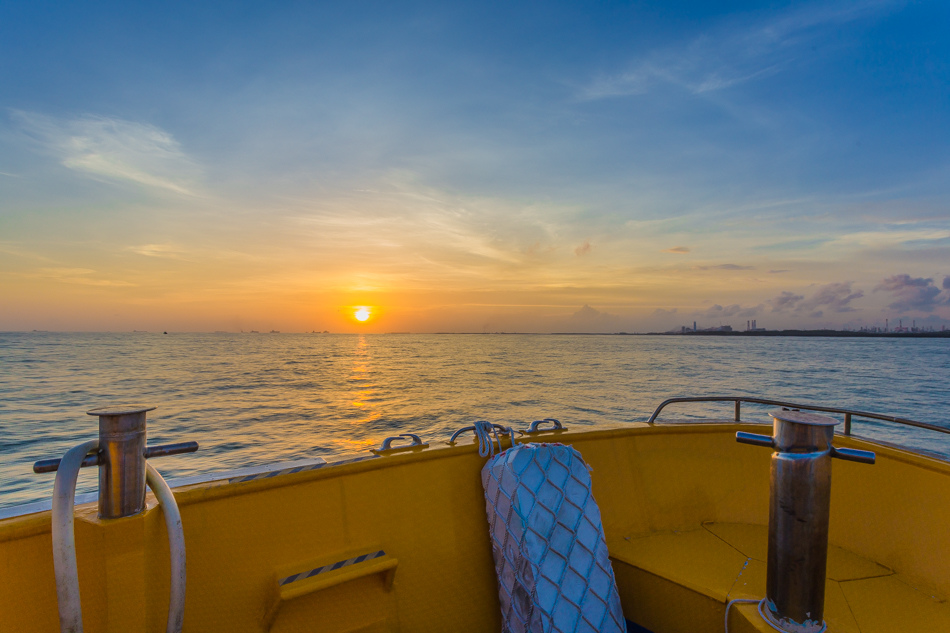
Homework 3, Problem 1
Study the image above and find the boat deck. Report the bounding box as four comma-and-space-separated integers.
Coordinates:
611, 521, 950, 632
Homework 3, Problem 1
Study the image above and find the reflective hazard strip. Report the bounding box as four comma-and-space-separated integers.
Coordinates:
279, 550, 387, 586
227, 455, 377, 484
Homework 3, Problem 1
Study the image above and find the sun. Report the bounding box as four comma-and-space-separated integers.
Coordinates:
354, 307, 371, 322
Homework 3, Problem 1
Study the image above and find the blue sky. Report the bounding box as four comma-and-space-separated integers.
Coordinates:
1, 1, 949, 332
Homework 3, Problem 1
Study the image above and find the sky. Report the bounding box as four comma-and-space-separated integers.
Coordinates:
1, 0, 949, 333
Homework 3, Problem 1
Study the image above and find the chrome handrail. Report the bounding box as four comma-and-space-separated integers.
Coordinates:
647, 396, 950, 437
448, 423, 517, 445
523, 418, 567, 434
372, 433, 428, 454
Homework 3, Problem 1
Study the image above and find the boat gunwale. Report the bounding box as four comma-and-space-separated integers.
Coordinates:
2, 420, 947, 541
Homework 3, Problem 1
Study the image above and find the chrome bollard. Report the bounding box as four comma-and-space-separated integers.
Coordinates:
737, 408, 875, 633
33, 406, 196, 633
87, 405, 155, 519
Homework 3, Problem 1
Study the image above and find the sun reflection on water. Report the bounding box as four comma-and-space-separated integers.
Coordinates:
348, 335, 381, 426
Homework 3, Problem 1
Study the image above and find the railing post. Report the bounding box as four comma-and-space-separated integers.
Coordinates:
735, 400, 741, 422
844, 413, 852, 436
87, 405, 155, 519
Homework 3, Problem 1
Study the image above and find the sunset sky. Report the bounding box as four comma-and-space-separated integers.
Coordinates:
2, 1, 949, 333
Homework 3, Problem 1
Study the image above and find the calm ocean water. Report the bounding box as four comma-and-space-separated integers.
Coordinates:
1, 332, 948, 509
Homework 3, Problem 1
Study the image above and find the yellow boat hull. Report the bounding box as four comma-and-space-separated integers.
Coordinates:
2, 422, 948, 632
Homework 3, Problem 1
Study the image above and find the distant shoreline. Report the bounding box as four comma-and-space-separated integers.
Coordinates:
479, 330, 950, 338
635, 330, 950, 338
5, 330, 949, 338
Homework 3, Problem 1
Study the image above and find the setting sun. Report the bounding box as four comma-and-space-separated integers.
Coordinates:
354, 307, 371, 322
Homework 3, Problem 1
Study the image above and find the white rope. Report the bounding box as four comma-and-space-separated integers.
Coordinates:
724, 598, 760, 633
725, 597, 827, 633
757, 598, 827, 633
473, 421, 519, 457
473, 421, 499, 457
52, 440, 99, 633
146, 463, 186, 633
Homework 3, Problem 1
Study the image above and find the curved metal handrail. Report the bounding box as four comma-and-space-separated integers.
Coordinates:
647, 396, 950, 437
523, 418, 567, 434
448, 423, 517, 445
377, 433, 425, 451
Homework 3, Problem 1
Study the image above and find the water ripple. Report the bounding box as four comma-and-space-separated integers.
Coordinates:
0, 332, 947, 508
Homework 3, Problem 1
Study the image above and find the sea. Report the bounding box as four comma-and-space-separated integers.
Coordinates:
1, 332, 948, 510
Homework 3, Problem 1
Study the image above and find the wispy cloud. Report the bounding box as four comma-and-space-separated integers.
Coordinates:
127, 244, 189, 260
0, 242, 55, 262
28, 268, 135, 287
833, 228, 950, 249
699, 303, 762, 318
770, 281, 864, 316
875, 274, 948, 312
798, 281, 864, 315
570, 304, 612, 321
770, 291, 804, 312
283, 175, 586, 283
578, 1, 897, 100
664, 246, 690, 254
10, 110, 202, 196
566, 304, 623, 332
695, 263, 755, 271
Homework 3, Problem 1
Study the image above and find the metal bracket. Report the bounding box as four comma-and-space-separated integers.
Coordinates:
371, 434, 428, 455
522, 418, 567, 434
448, 423, 519, 445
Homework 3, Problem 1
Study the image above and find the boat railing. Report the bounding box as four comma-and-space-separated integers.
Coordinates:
646, 396, 950, 437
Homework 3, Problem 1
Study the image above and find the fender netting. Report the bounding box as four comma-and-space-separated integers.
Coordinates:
481, 443, 625, 633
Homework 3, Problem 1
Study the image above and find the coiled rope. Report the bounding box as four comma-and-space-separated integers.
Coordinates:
472, 421, 518, 457
724, 597, 827, 633
474, 421, 502, 457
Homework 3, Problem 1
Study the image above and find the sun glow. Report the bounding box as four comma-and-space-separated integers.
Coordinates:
354, 307, 371, 322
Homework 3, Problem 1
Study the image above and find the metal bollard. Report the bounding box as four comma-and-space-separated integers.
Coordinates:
32, 407, 199, 516
33, 406, 196, 633
87, 405, 155, 519
737, 408, 875, 633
